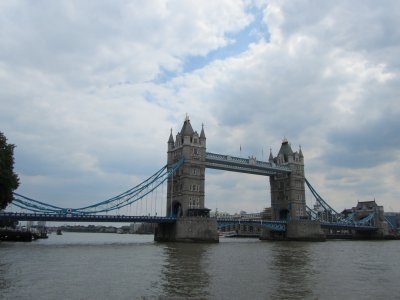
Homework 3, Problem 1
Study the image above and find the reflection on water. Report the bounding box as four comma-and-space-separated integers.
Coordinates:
269, 242, 315, 299
0, 262, 11, 290
161, 243, 210, 299
1, 234, 400, 299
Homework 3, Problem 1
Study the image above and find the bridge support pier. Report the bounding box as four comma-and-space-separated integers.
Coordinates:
154, 217, 219, 243
260, 220, 325, 241
286, 220, 325, 241
352, 224, 389, 240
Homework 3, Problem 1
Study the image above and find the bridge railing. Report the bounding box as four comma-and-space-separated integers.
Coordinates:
0, 212, 177, 223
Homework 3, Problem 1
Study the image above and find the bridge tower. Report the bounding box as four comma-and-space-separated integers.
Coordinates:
265, 139, 325, 241
269, 138, 306, 221
155, 115, 218, 242
166, 115, 207, 217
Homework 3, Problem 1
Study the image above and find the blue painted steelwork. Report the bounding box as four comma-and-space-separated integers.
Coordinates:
216, 218, 287, 232
354, 212, 375, 226
305, 178, 340, 215
305, 180, 378, 231
305, 179, 359, 224
0, 212, 176, 223
385, 216, 396, 230
205, 152, 291, 176
331, 212, 375, 227
12, 194, 64, 213
11, 159, 184, 215
320, 222, 377, 231
305, 205, 319, 220
305, 205, 349, 223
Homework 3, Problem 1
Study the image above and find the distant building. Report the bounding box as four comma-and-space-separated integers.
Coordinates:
354, 200, 385, 221
341, 200, 389, 236
261, 207, 272, 220
217, 209, 266, 237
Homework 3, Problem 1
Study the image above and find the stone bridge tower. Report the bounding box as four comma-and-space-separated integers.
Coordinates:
265, 139, 325, 240
155, 115, 218, 242
166, 115, 207, 217
269, 138, 306, 221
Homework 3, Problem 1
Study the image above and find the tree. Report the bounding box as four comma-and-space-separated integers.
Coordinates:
0, 131, 20, 210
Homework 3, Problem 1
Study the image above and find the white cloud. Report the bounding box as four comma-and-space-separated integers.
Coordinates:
1, 0, 400, 215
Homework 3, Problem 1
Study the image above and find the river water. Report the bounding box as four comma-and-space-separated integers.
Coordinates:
1, 232, 399, 299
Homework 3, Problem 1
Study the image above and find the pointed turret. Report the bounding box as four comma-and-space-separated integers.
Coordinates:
199, 123, 206, 147
168, 128, 174, 144
167, 128, 175, 159
200, 123, 206, 139
299, 145, 304, 158
278, 137, 293, 162
269, 148, 274, 162
180, 114, 194, 136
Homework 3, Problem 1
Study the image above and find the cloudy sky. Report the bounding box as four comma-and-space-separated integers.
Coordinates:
1, 0, 399, 215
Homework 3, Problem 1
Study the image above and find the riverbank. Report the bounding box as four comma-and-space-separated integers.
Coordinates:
0, 229, 32, 242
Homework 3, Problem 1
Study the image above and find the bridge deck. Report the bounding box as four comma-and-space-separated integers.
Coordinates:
205, 152, 291, 175
1, 213, 378, 232
0, 212, 176, 223
320, 222, 378, 231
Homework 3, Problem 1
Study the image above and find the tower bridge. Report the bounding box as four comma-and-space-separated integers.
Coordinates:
1, 115, 389, 242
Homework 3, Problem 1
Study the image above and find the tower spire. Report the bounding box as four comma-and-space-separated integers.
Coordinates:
168, 128, 174, 144
200, 123, 206, 139
269, 148, 274, 162
180, 114, 194, 136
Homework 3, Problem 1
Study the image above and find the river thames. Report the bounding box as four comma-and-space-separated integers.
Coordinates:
1, 232, 399, 299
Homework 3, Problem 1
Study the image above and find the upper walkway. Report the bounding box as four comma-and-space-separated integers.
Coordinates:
205, 152, 291, 176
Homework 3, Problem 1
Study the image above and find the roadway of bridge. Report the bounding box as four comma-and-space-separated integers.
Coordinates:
217, 218, 377, 231
1, 213, 378, 232
0, 212, 177, 223
320, 222, 378, 231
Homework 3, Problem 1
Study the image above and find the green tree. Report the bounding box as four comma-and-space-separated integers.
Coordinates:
0, 131, 20, 210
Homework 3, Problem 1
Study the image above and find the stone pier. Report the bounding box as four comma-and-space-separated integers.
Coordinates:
155, 217, 218, 243
260, 220, 325, 241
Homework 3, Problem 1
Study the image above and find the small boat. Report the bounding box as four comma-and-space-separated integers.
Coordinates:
56, 229, 62, 235
219, 230, 238, 238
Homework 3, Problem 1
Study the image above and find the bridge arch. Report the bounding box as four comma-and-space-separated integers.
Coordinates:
279, 209, 290, 221
172, 201, 183, 217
